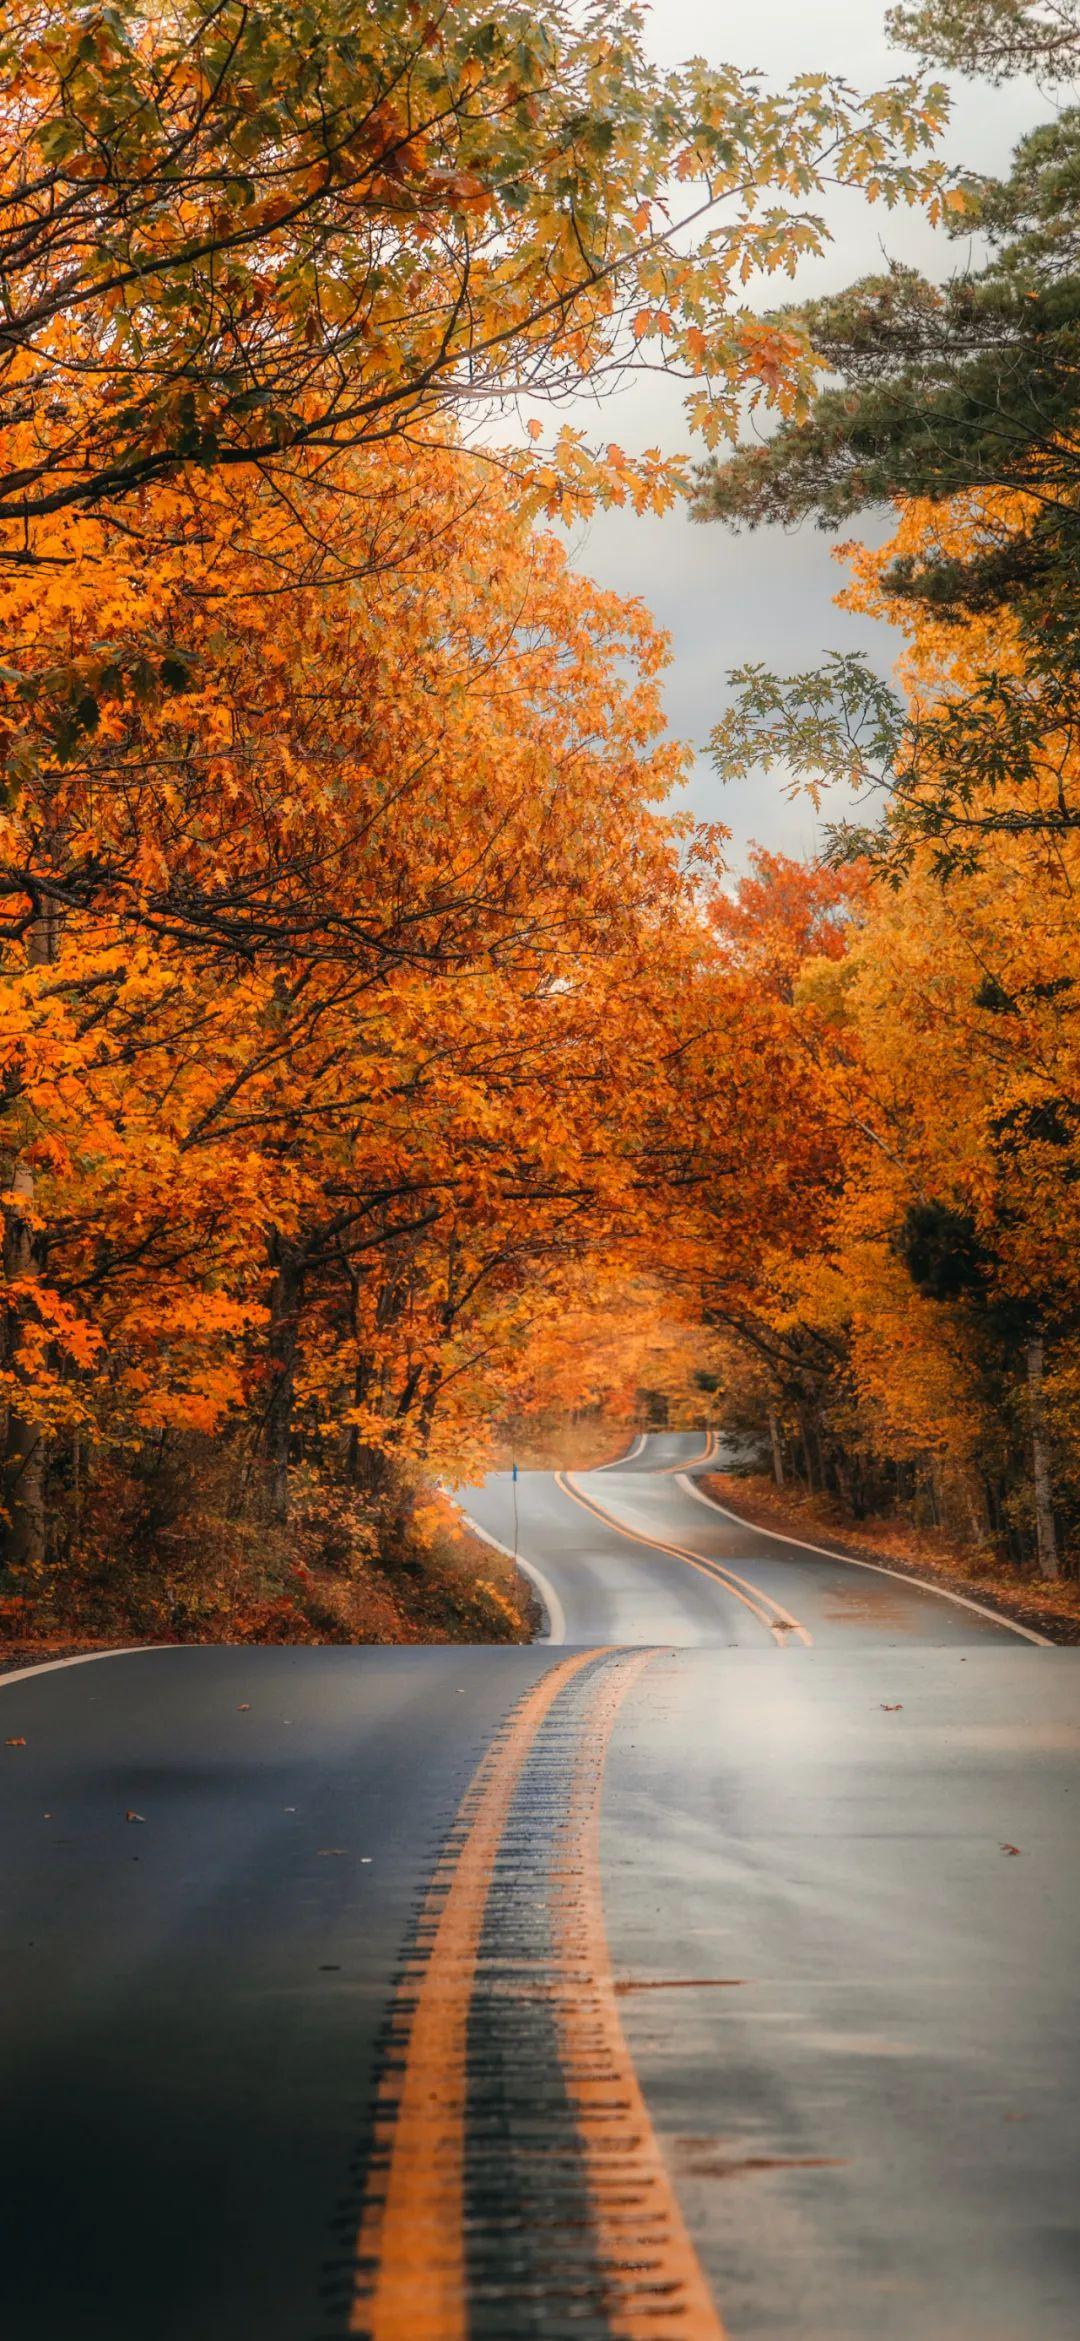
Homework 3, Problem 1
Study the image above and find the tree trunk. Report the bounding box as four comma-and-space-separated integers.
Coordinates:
2, 1158, 44, 1572
1, 912, 55, 1578
963, 1474, 989, 1552
346, 1348, 371, 1488
1025, 1331, 1059, 1581
1, 1240, 46, 1577
767, 1410, 785, 1489
833, 1450, 854, 1515
265, 1242, 304, 1522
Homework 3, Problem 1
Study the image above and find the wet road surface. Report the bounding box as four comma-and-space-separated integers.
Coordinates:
1, 1435, 1077, 2338
459, 1432, 1034, 1647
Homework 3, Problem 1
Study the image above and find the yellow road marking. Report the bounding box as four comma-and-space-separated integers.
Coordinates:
351, 1648, 601, 2339
556, 1470, 813, 1647
650, 1430, 719, 1473
550, 1651, 729, 2338
351, 1647, 729, 2338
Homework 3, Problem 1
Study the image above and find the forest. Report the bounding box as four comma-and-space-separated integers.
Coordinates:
0, 0, 1076, 1650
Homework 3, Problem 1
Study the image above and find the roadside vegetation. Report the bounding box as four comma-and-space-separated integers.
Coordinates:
696, 0, 1080, 1590
0, 0, 1076, 1648
0, 1461, 534, 1660
701, 1469, 1080, 1643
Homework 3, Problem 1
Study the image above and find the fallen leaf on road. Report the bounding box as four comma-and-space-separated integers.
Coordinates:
616, 1976, 747, 1994
125, 1809, 146, 1823
880, 1703, 903, 1712
675, 2141, 849, 2178
238, 1703, 251, 1711
5, 1736, 27, 1747
1001, 1843, 1021, 1856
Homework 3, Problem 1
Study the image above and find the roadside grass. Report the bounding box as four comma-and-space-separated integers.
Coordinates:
701, 1470, 1080, 1645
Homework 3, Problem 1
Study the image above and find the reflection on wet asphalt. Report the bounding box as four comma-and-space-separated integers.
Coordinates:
460, 1434, 1033, 1648
1, 1438, 1076, 2341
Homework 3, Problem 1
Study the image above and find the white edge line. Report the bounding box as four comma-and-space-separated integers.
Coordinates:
674, 1475, 1050, 1646
594, 1429, 647, 1472
594, 1429, 714, 1476
0, 1643, 176, 1690
456, 1507, 567, 1647
656, 1432, 716, 1474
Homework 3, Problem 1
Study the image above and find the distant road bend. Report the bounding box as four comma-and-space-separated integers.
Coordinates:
2, 1432, 1077, 2340
461, 1429, 1040, 1648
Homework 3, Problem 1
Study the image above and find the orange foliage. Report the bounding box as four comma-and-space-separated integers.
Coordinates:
0, 430, 718, 1576
686, 496, 1080, 1573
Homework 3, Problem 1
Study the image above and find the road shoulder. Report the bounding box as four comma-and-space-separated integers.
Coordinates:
697, 1470, 1079, 1646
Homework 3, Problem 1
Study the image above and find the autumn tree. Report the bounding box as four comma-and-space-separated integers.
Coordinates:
603, 652, 1076, 1584
0, 0, 952, 540
0, 1, 962, 935
682, 846, 1079, 1574
695, 0, 1080, 865
823, 827, 1080, 1576
655, 854, 864, 1493
0, 430, 720, 1581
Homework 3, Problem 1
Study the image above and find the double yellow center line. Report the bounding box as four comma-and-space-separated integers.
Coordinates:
349, 1648, 728, 2339
555, 1470, 813, 1646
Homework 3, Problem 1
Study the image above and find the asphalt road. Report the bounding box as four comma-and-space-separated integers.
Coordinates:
2, 1435, 1077, 2339
459, 1433, 1034, 1647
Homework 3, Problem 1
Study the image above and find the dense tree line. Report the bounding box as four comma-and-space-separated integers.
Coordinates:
696, 0, 1080, 1580
4, 0, 1073, 1633
0, 3, 950, 1636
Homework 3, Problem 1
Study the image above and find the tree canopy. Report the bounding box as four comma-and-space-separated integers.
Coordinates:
887, 0, 1080, 82
695, 0, 1080, 865
3, 2, 1076, 1636
0, 0, 952, 545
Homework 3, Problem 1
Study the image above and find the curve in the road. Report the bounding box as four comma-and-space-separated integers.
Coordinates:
598, 1429, 718, 1475
592, 1429, 648, 1470
652, 1430, 719, 1474
0, 1641, 163, 1688
675, 1470, 1049, 1645
556, 1469, 813, 1646
459, 1433, 1038, 1647
454, 1508, 568, 1643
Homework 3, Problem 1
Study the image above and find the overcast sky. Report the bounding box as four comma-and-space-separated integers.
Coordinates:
551, 2, 1040, 871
